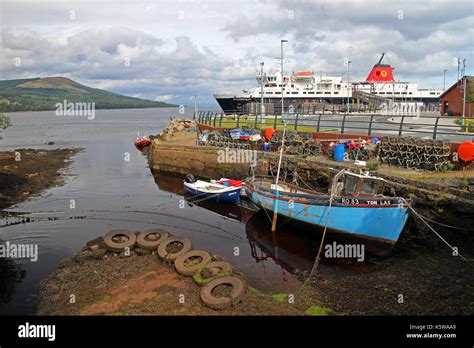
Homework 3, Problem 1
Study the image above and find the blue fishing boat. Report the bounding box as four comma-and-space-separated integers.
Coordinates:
245, 170, 414, 246
184, 175, 241, 204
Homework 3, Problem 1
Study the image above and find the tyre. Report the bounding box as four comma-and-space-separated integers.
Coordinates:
136, 229, 169, 251
174, 250, 212, 276
103, 229, 136, 252
157, 236, 192, 261
200, 276, 246, 310
193, 261, 233, 286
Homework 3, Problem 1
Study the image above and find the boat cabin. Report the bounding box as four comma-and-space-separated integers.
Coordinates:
331, 171, 386, 198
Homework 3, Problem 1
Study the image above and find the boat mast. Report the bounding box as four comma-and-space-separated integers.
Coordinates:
280, 39, 287, 116
271, 121, 287, 232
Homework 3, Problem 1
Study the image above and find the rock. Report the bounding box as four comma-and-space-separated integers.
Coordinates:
47, 141, 55, 145
89, 244, 100, 251
90, 249, 107, 259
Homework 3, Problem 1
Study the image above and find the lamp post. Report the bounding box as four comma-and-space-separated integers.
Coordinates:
281, 39, 288, 116
443, 69, 448, 90
347, 60, 351, 113
462, 59, 466, 126
260, 61, 265, 124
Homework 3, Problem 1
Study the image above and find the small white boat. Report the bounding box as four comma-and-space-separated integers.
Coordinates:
183, 177, 241, 204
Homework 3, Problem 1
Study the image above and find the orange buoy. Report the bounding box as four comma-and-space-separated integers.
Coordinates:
265, 128, 276, 141
458, 142, 474, 162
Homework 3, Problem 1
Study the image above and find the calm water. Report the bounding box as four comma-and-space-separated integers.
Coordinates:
0, 108, 331, 315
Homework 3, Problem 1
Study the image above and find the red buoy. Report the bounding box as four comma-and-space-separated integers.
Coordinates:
458, 142, 474, 162
265, 128, 276, 141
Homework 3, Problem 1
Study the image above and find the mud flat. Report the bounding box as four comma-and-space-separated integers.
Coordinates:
0, 148, 79, 210
37, 236, 322, 316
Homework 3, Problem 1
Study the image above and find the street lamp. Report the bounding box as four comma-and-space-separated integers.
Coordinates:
260, 61, 265, 124
443, 69, 448, 90
347, 60, 351, 113
281, 39, 288, 116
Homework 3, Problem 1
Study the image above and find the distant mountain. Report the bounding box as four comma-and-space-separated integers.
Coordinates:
0, 77, 175, 112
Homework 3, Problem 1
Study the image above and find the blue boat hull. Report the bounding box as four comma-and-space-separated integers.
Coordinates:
184, 185, 241, 204
246, 181, 413, 244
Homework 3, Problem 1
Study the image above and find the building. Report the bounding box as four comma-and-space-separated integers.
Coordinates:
440, 76, 474, 116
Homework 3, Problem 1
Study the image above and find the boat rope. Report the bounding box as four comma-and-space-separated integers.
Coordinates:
401, 198, 473, 263
305, 187, 336, 284
407, 211, 474, 231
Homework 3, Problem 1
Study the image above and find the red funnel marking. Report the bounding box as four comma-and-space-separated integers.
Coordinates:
366, 66, 395, 82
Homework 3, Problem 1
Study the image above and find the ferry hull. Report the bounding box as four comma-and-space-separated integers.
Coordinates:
245, 181, 412, 244
215, 96, 439, 113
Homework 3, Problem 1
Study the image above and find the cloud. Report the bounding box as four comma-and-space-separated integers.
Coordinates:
0, 0, 472, 105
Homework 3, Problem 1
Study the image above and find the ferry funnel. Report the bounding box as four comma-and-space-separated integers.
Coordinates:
365, 53, 395, 82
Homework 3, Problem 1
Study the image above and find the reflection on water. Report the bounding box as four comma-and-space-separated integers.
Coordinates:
0, 108, 374, 315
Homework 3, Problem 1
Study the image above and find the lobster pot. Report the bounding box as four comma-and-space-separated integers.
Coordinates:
334, 144, 345, 162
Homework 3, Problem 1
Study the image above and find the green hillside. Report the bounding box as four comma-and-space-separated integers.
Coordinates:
0, 77, 175, 112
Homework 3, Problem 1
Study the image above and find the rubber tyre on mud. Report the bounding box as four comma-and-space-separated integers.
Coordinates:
136, 229, 169, 251
200, 276, 246, 310
157, 236, 192, 262
193, 261, 233, 286
174, 250, 212, 276
103, 229, 137, 252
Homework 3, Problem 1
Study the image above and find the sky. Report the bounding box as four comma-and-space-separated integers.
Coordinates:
1, 0, 473, 106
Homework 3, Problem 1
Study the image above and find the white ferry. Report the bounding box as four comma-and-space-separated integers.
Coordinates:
214, 54, 443, 113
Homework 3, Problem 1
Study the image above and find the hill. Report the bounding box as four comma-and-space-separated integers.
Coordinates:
0, 77, 175, 112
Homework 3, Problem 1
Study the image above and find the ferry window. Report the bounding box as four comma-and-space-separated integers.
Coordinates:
360, 180, 377, 195
394, 92, 400, 94
429, 92, 435, 95
379, 92, 385, 94
401, 92, 407, 94
292, 92, 298, 94
291, 84, 294, 88
303, 92, 307, 94
324, 92, 331, 94
308, 92, 315, 94
275, 92, 281, 94
344, 177, 358, 195
286, 92, 290, 94
267, 92, 273, 94
334, 92, 339, 94
409, 92, 412, 95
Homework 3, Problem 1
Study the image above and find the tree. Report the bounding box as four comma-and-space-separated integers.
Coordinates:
0, 113, 12, 139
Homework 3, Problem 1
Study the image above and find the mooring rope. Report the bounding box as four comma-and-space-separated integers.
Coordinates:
305, 188, 336, 284
402, 198, 473, 263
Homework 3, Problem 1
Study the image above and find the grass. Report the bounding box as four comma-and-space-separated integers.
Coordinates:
207, 118, 338, 133
304, 305, 334, 316
454, 118, 474, 133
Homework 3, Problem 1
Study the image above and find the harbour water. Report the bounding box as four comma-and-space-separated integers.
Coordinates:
0, 107, 331, 315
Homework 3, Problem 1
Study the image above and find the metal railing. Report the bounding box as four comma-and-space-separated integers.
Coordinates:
194, 110, 474, 140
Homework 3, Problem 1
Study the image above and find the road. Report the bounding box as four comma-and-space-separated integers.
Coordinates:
295, 114, 473, 142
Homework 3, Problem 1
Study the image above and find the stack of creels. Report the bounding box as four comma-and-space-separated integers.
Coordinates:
269, 132, 322, 156
378, 136, 451, 171
199, 131, 252, 150
346, 143, 379, 161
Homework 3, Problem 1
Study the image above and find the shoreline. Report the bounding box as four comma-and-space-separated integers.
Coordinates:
0, 148, 80, 210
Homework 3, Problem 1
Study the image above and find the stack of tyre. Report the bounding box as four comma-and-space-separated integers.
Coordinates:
378, 136, 451, 171
103, 229, 246, 310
